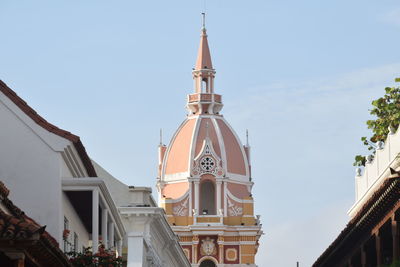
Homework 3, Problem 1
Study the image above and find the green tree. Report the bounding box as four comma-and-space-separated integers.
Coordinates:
354, 78, 400, 166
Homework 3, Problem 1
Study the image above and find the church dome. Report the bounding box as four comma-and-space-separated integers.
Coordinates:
157, 23, 252, 192
156, 19, 262, 266
161, 116, 250, 182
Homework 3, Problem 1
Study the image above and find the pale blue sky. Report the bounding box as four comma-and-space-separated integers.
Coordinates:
1, 1, 400, 265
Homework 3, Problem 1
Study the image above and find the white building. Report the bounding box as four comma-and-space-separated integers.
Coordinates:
350, 128, 400, 217
95, 162, 191, 267
0, 80, 190, 266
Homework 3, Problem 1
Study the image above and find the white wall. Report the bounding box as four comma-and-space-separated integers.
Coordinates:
92, 161, 131, 206
0, 92, 90, 244
92, 161, 155, 207
0, 99, 65, 243
62, 192, 90, 252
61, 157, 75, 178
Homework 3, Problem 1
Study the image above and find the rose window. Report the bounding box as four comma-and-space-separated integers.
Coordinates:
200, 156, 215, 171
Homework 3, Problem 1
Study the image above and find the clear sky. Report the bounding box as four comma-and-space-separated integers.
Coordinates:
1, 1, 400, 265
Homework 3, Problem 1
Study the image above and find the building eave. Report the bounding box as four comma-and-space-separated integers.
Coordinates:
313, 176, 400, 266
0, 80, 97, 177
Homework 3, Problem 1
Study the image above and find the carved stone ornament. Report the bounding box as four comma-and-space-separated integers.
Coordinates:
192, 137, 224, 177
227, 198, 243, 216
172, 197, 189, 216
200, 237, 217, 256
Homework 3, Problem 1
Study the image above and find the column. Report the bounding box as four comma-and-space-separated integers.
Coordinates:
117, 239, 123, 257
101, 209, 108, 248
393, 217, 399, 260
216, 180, 222, 214
193, 235, 199, 264
194, 181, 200, 214
223, 182, 227, 217
361, 245, 366, 267
375, 233, 382, 266
92, 189, 99, 252
127, 232, 144, 267
189, 182, 193, 217
199, 75, 203, 93
211, 74, 215, 93
108, 222, 115, 249
218, 235, 224, 264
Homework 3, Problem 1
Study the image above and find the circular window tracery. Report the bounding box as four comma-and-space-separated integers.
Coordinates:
200, 156, 215, 172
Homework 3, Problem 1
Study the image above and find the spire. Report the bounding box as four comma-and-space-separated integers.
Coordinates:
188, 13, 223, 116
195, 13, 213, 71
246, 129, 249, 147
159, 128, 163, 146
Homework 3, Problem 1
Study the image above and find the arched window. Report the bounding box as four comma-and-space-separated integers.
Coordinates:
199, 259, 217, 267
201, 79, 208, 93
200, 180, 216, 215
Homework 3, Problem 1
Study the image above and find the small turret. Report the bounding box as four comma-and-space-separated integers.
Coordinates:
187, 13, 223, 116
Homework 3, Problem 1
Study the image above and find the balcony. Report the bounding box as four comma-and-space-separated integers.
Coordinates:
188, 93, 222, 103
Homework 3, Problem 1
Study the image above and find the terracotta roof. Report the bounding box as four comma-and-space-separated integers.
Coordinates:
0, 80, 97, 177
312, 176, 400, 267
0, 181, 10, 199
0, 209, 44, 240
0, 181, 72, 266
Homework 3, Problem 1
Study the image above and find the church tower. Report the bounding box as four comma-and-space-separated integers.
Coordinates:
157, 17, 262, 267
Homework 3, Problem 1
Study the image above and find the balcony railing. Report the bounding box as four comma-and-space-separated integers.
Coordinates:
188, 93, 222, 103
192, 209, 223, 225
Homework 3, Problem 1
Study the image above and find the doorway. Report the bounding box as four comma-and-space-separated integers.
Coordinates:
199, 259, 217, 267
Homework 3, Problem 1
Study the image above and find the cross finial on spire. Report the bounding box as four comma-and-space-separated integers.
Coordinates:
194, 13, 212, 71
201, 12, 206, 30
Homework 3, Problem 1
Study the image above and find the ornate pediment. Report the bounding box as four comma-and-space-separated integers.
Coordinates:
192, 137, 224, 178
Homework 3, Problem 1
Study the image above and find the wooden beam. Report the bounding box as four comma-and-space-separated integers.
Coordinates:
371, 200, 400, 235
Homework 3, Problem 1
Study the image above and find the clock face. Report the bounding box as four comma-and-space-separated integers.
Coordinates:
200, 156, 215, 171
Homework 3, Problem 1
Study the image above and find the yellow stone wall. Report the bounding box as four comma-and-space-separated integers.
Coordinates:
240, 245, 256, 264
161, 196, 259, 265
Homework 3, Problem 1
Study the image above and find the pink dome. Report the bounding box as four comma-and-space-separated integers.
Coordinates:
158, 25, 251, 185
161, 116, 249, 182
